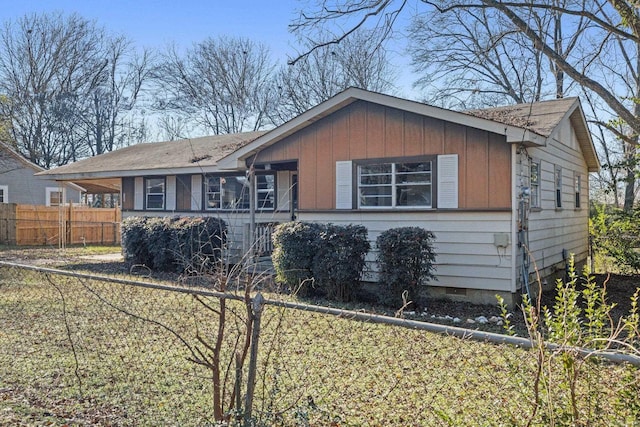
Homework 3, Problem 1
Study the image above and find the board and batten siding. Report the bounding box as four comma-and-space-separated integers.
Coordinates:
524, 117, 589, 276
254, 100, 512, 211
297, 211, 514, 293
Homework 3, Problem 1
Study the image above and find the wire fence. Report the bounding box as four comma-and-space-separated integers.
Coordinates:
1, 262, 639, 426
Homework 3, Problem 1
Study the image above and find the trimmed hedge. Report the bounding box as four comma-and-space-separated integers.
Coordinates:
121, 216, 227, 273
376, 227, 436, 309
271, 222, 323, 296
272, 222, 370, 301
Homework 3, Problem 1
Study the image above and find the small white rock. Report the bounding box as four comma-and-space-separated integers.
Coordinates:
466, 318, 476, 324
444, 315, 453, 320
497, 320, 504, 326
488, 316, 501, 323
405, 311, 416, 316
475, 316, 488, 324
453, 317, 461, 323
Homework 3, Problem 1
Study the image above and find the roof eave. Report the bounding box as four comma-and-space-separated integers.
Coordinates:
36, 165, 224, 181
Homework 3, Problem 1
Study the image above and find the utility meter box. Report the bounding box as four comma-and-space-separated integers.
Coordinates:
493, 233, 510, 248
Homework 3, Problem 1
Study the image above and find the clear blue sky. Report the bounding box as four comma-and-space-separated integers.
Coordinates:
0, 0, 301, 58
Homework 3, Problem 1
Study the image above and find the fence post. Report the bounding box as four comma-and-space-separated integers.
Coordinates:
244, 292, 264, 425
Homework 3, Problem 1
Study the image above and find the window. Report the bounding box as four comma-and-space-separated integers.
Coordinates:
0, 185, 8, 203
256, 174, 275, 209
204, 173, 274, 211
574, 173, 581, 208
46, 187, 64, 207
358, 160, 432, 208
145, 178, 165, 210
530, 161, 540, 208
555, 166, 562, 208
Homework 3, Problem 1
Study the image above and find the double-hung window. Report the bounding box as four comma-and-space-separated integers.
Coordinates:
204, 173, 274, 211
555, 166, 563, 209
146, 178, 165, 210
574, 173, 581, 209
530, 161, 540, 208
358, 160, 432, 208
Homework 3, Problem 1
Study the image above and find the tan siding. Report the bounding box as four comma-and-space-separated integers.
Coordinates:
315, 119, 334, 209
488, 134, 512, 207
332, 108, 350, 161
465, 127, 489, 208
384, 107, 404, 157
444, 122, 467, 207
365, 103, 385, 158
404, 113, 425, 157
349, 104, 367, 158
299, 129, 318, 210
424, 116, 445, 154
254, 100, 512, 211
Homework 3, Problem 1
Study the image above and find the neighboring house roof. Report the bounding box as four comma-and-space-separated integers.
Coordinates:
218, 88, 599, 172
0, 141, 85, 191
37, 132, 266, 180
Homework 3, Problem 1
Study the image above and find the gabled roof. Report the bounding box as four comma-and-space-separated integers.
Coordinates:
465, 97, 578, 137
37, 131, 266, 180
38, 88, 599, 182
217, 88, 598, 172
0, 141, 85, 191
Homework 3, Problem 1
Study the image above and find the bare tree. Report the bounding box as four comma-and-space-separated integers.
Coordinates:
407, 3, 587, 108
272, 29, 397, 122
292, 0, 640, 208
0, 12, 149, 168
79, 38, 153, 156
154, 36, 277, 135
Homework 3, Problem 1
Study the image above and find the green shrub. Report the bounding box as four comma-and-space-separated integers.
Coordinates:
271, 222, 323, 296
272, 222, 370, 301
376, 227, 436, 309
590, 204, 640, 273
121, 217, 151, 265
312, 224, 371, 302
121, 216, 227, 273
171, 216, 227, 273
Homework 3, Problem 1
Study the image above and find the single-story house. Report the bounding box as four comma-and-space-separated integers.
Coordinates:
37, 88, 599, 306
0, 142, 83, 206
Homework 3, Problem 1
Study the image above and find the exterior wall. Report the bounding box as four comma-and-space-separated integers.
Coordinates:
255, 100, 512, 210
297, 210, 514, 294
518, 117, 590, 291
0, 153, 81, 205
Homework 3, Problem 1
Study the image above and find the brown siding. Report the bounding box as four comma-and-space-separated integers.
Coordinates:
176, 175, 191, 211
254, 100, 512, 210
122, 177, 134, 210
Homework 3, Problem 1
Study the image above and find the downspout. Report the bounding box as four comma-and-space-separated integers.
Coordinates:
248, 165, 256, 261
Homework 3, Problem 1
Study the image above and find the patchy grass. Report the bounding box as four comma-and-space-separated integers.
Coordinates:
1, 266, 639, 426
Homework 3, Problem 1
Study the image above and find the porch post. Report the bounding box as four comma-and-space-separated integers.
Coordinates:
248, 165, 256, 260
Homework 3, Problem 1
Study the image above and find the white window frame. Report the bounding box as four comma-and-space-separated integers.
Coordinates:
203, 173, 275, 211
555, 166, 563, 209
0, 185, 8, 203
145, 177, 165, 210
46, 187, 65, 207
574, 172, 581, 209
530, 160, 541, 208
357, 160, 433, 209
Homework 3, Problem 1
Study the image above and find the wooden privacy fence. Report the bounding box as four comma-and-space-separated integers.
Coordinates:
0, 203, 121, 246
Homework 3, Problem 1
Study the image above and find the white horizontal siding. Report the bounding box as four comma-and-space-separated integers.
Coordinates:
523, 117, 590, 275
298, 210, 513, 292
